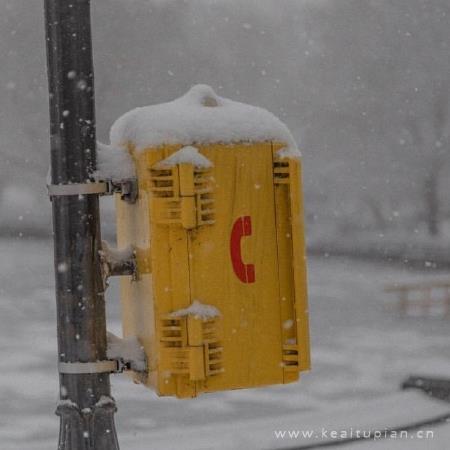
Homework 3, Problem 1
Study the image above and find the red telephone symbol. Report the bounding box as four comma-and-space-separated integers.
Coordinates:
230, 216, 255, 284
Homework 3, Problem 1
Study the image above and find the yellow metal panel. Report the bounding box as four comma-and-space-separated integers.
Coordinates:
273, 143, 310, 373
116, 166, 154, 385
188, 346, 206, 381
116, 141, 310, 398
272, 155, 299, 383
178, 164, 195, 196
186, 143, 283, 393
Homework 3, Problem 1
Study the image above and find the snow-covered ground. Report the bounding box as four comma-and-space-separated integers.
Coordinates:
1, 238, 449, 449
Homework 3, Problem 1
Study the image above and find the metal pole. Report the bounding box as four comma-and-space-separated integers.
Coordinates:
43, 1, 120, 449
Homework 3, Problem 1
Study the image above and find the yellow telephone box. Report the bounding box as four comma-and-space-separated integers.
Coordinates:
114, 86, 310, 398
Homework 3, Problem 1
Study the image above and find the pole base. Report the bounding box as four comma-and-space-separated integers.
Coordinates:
56, 396, 120, 450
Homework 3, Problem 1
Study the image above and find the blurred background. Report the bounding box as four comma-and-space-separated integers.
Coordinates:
1, 0, 450, 263
1, 1, 450, 449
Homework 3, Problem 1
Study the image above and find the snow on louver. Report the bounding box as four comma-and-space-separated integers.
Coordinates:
109, 84, 300, 156
169, 300, 221, 320
153, 146, 213, 169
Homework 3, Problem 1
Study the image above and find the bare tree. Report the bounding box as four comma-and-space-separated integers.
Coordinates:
406, 87, 449, 236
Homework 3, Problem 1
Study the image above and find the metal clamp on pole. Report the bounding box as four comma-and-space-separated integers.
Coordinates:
47, 182, 109, 198
47, 179, 138, 203
106, 178, 139, 204
58, 359, 129, 375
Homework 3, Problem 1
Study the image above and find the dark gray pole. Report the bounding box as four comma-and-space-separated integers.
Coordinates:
43, 1, 120, 449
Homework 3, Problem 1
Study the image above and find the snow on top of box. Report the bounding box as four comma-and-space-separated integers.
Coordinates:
110, 84, 300, 156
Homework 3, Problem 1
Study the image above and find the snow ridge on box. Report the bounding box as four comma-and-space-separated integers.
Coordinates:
109, 84, 300, 154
